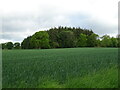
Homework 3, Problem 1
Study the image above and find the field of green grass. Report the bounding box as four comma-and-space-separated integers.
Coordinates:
2, 48, 118, 88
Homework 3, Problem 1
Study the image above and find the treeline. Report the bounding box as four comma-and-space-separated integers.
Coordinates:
1, 26, 120, 49
1, 42, 20, 49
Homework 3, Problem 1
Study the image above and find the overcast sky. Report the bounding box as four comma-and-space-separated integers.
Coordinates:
0, 0, 119, 43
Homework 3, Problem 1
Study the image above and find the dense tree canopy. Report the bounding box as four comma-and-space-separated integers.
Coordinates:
1, 43, 7, 49
118, 35, 120, 47
77, 33, 87, 47
87, 33, 99, 47
30, 31, 50, 49
101, 35, 112, 47
6, 42, 13, 49
14, 42, 20, 49
59, 31, 76, 48
1, 26, 119, 49
110, 37, 118, 47
21, 36, 32, 49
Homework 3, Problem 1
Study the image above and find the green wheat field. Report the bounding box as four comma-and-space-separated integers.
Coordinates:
2, 48, 118, 88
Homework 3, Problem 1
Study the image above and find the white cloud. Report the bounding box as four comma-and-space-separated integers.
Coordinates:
1, 0, 119, 43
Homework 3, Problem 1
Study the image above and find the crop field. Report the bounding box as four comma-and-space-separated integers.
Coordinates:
2, 48, 118, 88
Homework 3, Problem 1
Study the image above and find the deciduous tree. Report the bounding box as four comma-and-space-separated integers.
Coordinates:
59, 31, 76, 48
6, 42, 13, 49
77, 33, 87, 47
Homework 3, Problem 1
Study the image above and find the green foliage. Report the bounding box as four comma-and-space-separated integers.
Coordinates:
96, 39, 101, 47
59, 31, 76, 48
6, 42, 13, 49
50, 42, 59, 48
3, 48, 118, 88
1, 27, 119, 49
101, 35, 112, 47
111, 37, 118, 47
21, 36, 32, 49
14, 42, 20, 49
77, 33, 87, 47
117, 34, 120, 47
1, 43, 7, 49
21, 31, 50, 49
48, 26, 93, 48
87, 33, 99, 47
31, 31, 50, 49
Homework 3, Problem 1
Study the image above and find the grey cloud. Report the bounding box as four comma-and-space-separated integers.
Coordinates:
69, 13, 117, 36
2, 33, 24, 42
88, 22, 117, 35
2, 11, 71, 42
1, 11, 117, 43
3, 15, 37, 33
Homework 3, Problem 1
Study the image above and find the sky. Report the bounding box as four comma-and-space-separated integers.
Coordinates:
0, 0, 119, 43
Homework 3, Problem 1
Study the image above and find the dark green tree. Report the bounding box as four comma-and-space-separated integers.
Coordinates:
110, 37, 118, 47
0, 44, 1, 49
59, 31, 76, 48
87, 33, 99, 47
96, 39, 101, 47
49, 42, 59, 48
6, 42, 13, 49
1, 43, 7, 49
21, 36, 32, 49
14, 42, 20, 49
77, 33, 87, 47
101, 35, 112, 47
117, 34, 120, 47
48, 26, 93, 48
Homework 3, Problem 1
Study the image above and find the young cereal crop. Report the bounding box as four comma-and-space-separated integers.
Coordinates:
2, 48, 118, 88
